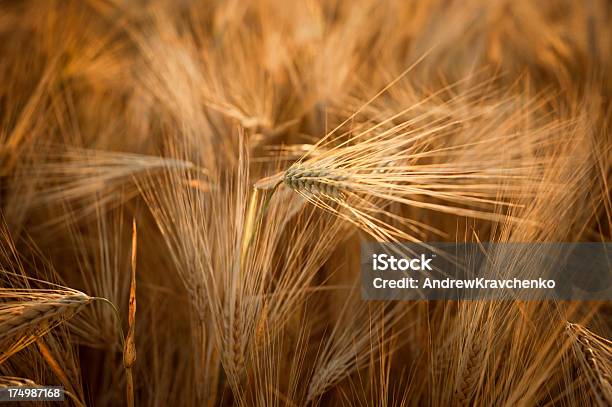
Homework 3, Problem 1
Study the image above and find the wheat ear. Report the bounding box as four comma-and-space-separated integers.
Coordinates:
0, 376, 85, 407
0, 293, 91, 339
566, 322, 612, 406
0, 376, 38, 387
455, 337, 484, 405
306, 304, 403, 403
306, 361, 354, 403
0, 289, 93, 341
222, 297, 245, 384
0, 290, 92, 363
283, 163, 349, 199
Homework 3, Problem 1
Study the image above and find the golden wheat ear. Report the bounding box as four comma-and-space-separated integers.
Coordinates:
0, 376, 85, 406
306, 299, 407, 403
12, 146, 205, 228
0, 376, 38, 387
0, 289, 92, 364
566, 322, 612, 406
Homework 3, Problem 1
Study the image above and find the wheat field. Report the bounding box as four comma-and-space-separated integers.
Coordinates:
0, 0, 610, 406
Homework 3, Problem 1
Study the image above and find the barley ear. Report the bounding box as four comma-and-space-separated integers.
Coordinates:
283, 163, 348, 199
455, 337, 484, 405
566, 322, 612, 406
0, 291, 92, 364
0, 376, 85, 407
